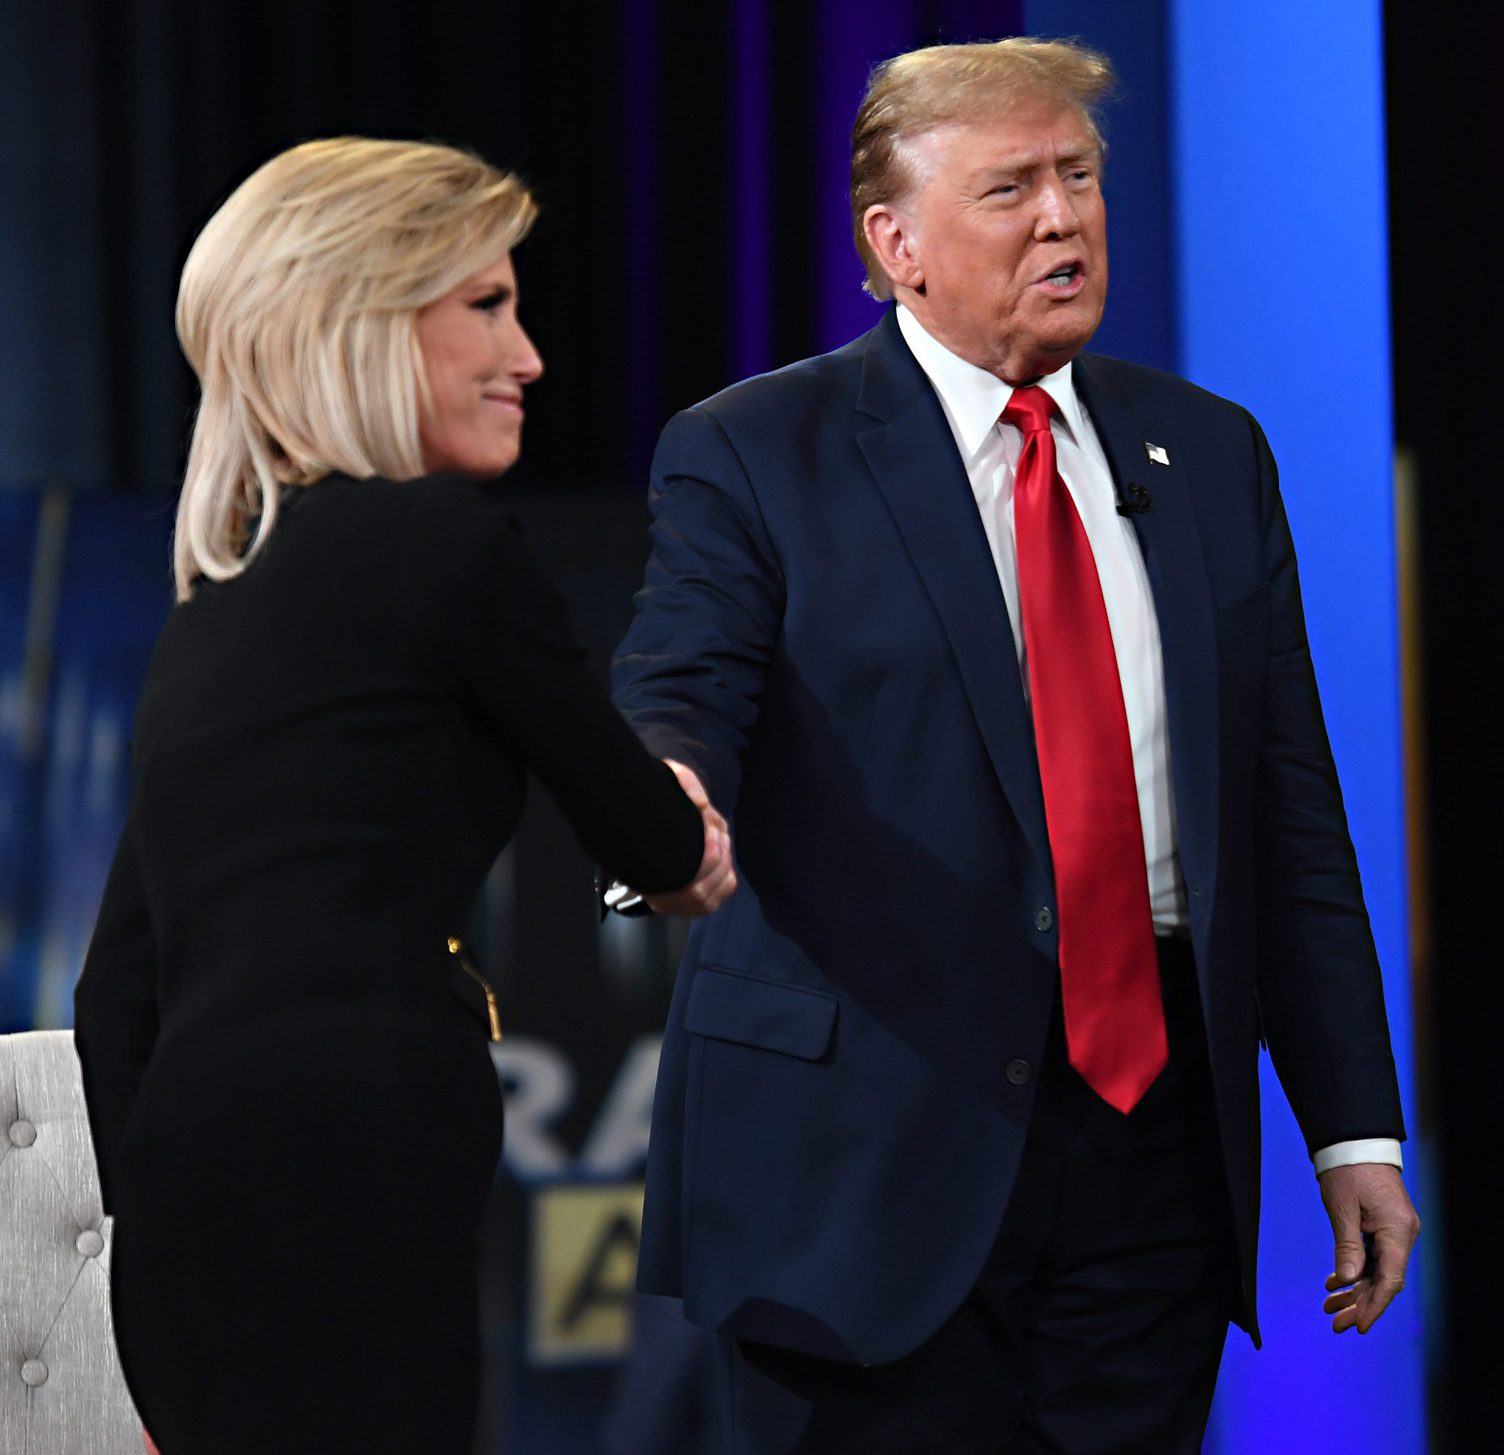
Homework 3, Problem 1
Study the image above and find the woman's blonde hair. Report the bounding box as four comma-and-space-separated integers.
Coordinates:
173, 136, 537, 600
851, 38, 1115, 300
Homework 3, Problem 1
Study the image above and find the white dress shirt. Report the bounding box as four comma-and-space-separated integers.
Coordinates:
895, 306, 1400, 1176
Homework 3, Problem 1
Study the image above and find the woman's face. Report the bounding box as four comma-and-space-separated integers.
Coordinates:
415, 253, 543, 478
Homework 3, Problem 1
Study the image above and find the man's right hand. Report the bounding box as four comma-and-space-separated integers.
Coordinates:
644, 759, 737, 917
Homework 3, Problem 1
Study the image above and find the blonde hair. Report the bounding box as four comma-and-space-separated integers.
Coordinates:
173, 136, 537, 600
851, 38, 1116, 300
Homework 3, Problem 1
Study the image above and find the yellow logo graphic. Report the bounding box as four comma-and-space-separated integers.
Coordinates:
529, 1182, 644, 1364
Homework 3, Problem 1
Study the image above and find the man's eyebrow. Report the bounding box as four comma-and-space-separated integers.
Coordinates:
970, 155, 1043, 184
969, 145, 1099, 186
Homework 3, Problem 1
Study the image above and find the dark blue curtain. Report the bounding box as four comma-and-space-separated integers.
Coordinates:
0, 1, 1093, 501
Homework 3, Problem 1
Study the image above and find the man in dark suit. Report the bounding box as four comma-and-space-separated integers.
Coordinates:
612, 36, 1419, 1453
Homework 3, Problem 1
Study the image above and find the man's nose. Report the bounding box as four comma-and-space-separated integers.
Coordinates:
1033, 179, 1081, 240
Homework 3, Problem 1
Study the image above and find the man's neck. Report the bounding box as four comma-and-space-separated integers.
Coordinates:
894, 289, 1075, 385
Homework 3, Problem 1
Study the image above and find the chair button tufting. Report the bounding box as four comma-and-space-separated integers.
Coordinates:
20, 1359, 48, 1387
8, 1119, 37, 1147
76, 1229, 105, 1258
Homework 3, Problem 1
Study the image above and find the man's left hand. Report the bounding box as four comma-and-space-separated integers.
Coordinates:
1318, 1162, 1421, 1334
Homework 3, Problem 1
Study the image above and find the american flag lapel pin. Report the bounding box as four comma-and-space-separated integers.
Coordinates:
1145, 442, 1170, 466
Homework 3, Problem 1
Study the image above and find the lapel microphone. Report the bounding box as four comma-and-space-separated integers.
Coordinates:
1115, 482, 1152, 517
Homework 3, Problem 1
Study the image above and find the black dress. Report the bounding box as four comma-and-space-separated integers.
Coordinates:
72, 475, 702, 1454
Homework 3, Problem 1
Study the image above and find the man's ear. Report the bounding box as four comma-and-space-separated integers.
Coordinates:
864, 202, 924, 293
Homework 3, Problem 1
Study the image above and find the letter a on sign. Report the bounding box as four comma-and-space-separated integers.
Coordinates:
529, 1183, 645, 1364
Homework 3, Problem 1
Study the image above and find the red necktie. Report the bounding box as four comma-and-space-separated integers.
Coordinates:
1004, 386, 1167, 1114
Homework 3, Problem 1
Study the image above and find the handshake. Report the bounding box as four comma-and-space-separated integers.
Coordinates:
630, 758, 737, 917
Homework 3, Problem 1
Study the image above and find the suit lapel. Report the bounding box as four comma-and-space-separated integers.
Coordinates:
854, 314, 1052, 873
1073, 354, 1222, 939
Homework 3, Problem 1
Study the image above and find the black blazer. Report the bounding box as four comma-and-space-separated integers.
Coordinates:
71, 473, 704, 1452
75, 472, 702, 1207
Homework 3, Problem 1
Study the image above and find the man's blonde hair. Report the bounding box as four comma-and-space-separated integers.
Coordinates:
850, 37, 1116, 300
173, 136, 537, 600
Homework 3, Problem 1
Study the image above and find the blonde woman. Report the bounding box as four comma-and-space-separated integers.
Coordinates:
72, 138, 732, 1454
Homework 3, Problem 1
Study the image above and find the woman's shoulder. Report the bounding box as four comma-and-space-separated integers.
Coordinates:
292, 471, 528, 555
377, 475, 556, 628
304, 469, 510, 514
396, 473, 532, 563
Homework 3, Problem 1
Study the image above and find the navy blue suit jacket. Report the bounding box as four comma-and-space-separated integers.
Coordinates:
612, 309, 1404, 1365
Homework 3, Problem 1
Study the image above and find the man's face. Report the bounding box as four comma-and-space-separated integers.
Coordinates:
887, 96, 1108, 382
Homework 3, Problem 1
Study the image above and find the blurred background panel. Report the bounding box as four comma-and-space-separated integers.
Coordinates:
3, 1, 1495, 1450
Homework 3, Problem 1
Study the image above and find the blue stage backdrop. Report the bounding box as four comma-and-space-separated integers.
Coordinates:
1168, 2, 1425, 1450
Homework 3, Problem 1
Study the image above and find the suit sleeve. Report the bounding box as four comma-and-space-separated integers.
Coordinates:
611, 407, 787, 814
403, 486, 703, 893
73, 810, 160, 1214
1247, 413, 1406, 1154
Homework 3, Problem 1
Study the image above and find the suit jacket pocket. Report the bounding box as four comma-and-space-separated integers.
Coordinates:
684, 967, 837, 1061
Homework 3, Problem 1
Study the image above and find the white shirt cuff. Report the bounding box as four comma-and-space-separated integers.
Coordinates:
1312, 1138, 1403, 1177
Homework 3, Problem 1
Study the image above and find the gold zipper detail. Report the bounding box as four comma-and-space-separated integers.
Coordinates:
447, 937, 503, 1042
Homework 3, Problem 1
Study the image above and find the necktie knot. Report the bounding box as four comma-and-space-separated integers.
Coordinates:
1001, 385, 1055, 436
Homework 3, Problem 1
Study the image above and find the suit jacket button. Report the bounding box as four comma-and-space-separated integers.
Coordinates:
76, 1229, 105, 1258
1033, 907, 1054, 932
1006, 1059, 1033, 1085
8, 1119, 36, 1147
20, 1360, 48, 1388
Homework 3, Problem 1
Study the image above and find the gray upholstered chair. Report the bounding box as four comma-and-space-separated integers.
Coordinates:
0, 1029, 144, 1454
